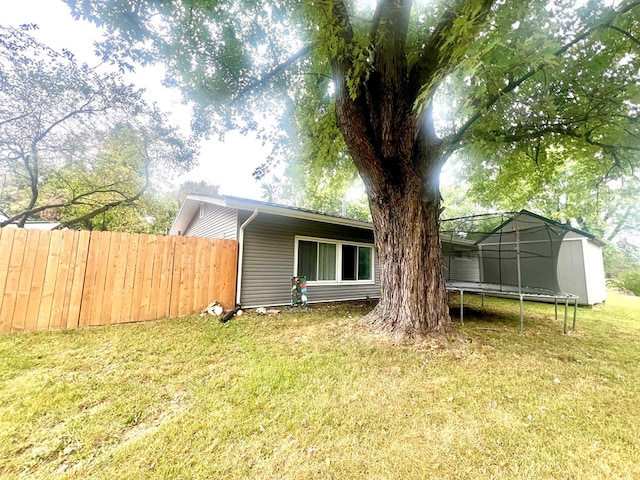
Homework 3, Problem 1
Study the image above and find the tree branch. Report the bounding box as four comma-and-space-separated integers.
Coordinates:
54, 188, 146, 230
408, 0, 495, 102
608, 24, 640, 47
232, 44, 314, 104
0, 184, 145, 227
442, 0, 640, 158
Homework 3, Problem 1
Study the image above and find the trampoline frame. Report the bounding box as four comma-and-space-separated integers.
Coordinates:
446, 281, 579, 334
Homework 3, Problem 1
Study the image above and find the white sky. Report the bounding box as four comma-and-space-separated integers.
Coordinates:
0, 0, 271, 200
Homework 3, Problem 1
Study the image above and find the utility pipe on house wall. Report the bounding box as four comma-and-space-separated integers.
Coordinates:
236, 208, 259, 305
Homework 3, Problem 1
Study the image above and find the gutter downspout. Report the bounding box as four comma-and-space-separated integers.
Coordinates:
236, 208, 259, 306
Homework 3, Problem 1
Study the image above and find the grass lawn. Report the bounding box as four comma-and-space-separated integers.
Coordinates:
1, 292, 639, 479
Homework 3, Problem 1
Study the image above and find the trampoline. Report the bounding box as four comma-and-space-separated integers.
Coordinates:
446, 281, 579, 334
440, 211, 585, 334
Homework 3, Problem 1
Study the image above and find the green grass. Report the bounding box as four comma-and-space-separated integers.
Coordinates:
1, 292, 639, 479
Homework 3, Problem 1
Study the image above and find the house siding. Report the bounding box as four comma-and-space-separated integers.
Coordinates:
185, 203, 239, 239
442, 241, 481, 282
239, 212, 380, 307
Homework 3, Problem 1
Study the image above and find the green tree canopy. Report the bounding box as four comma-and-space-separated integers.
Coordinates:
65, 0, 640, 338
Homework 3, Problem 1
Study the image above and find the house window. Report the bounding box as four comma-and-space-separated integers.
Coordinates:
341, 244, 373, 281
297, 240, 337, 282
295, 237, 374, 284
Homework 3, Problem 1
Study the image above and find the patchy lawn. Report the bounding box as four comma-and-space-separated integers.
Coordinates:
1, 293, 639, 479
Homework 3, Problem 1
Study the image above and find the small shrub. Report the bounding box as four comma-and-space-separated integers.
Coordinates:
619, 270, 640, 296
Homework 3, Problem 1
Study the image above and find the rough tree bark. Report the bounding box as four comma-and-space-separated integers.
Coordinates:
330, 1, 455, 339
336, 98, 453, 338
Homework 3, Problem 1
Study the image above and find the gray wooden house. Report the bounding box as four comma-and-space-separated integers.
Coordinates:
169, 195, 380, 308
170, 196, 606, 309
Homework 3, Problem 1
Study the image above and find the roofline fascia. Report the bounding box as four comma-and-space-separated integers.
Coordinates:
185, 195, 374, 231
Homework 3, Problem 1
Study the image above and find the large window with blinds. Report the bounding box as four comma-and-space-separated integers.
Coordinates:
295, 237, 374, 284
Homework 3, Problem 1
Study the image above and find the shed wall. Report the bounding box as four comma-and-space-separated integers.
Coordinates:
583, 239, 607, 304
442, 242, 480, 282
556, 239, 589, 303
239, 212, 380, 307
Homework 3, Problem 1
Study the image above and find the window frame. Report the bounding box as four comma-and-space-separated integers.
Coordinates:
294, 235, 375, 286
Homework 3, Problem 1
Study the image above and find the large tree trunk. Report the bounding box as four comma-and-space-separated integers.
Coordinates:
366, 174, 452, 338
328, 0, 455, 339
335, 98, 454, 339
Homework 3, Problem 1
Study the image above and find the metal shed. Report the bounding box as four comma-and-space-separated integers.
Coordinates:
475, 211, 607, 306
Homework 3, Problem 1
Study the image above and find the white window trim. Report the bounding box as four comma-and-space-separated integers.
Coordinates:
294, 235, 375, 286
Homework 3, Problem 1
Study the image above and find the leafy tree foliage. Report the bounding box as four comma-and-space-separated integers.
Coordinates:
0, 25, 195, 230
65, 0, 640, 338
457, 127, 640, 245
173, 180, 220, 202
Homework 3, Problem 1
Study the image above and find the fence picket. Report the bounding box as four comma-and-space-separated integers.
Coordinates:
0, 229, 15, 332
2, 229, 28, 332
15, 230, 44, 331
79, 231, 101, 327
148, 236, 165, 321
130, 233, 148, 323
0, 228, 237, 333
179, 237, 195, 316
110, 232, 130, 324
52, 231, 76, 330
120, 233, 140, 324
155, 236, 174, 319
28, 230, 54, 331
220, 240, 239, 310
66, 231, 90, 329
89, 232, 113, 326
140, 235, 158, 322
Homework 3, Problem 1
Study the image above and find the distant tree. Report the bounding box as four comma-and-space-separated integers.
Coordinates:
262, 167, 371, 221
174, 180, 220, 202
457, 144, 640, 244
0, 25, 195, 229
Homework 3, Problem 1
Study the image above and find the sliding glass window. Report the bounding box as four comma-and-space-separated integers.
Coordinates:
297, 240, 337, 282
296, 237, 374, 284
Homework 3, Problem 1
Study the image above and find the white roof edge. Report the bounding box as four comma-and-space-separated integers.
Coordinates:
169, 194, 374, 236
168, 195, 214, 235
185, 195, 374, 231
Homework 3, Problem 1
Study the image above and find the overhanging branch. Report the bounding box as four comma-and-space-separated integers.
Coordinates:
408, 0, 495, 101
232, 44, 314, 104
608, 24, 640, 47
442, 0, 640, 159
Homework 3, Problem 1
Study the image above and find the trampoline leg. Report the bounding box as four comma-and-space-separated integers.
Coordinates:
460, 290, 464, 325
481, 293, 485, 307
563, 299, 569, 334
573, 298, 577, 331
554, 299, 558, 320
519, 295, 524, 334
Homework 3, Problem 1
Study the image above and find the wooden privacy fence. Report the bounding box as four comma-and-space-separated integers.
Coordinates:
0, 228, 238, 333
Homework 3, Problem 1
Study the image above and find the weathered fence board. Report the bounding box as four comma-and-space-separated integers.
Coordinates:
0, 228, 238, 333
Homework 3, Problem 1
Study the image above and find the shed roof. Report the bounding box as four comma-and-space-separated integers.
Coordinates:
479, 210, 605, 246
